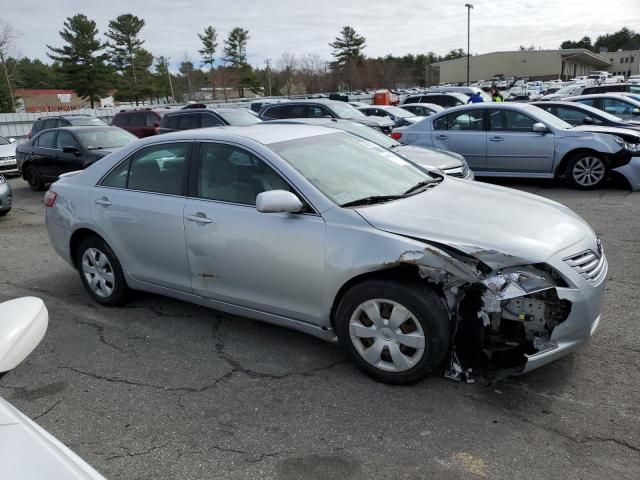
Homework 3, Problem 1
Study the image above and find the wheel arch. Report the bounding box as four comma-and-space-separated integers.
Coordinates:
555, 148, 609, 178
69, 228, 107, 269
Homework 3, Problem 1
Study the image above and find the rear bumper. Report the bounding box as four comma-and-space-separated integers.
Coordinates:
45, 211, 74, 266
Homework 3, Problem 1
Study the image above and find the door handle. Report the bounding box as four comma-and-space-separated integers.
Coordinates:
186, 213, 213, 224
94, 197, 111, 206
489, 136, 504, 142
436, 135, 449, 140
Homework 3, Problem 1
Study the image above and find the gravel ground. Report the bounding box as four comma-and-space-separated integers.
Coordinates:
1, 176, 639, 480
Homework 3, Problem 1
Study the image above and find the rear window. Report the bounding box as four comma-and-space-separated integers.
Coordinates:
68, 117, 107, 126
112, 113, 131, 126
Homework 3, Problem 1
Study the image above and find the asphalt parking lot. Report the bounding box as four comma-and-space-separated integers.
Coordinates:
0, 176, 639, 480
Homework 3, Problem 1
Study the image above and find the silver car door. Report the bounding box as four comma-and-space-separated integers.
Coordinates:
486, 108, 555, 173
91, 142, 192, 292
429, 108, 487, 171
183, 142, 326, 323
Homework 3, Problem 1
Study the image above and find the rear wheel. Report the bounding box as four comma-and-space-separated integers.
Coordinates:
76, 236, 129, 306
26, 166, 45, 191
335, 280, 450, 384
566, 152, 607, 189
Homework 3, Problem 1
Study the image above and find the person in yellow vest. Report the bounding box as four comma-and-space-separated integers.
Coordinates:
490, 88, 504, 102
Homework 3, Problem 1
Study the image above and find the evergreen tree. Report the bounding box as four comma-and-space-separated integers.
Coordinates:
198, 26, 218, 97
223, 28, 250, 68
329, 26, 366, 66
106, 14, 146, 103
47, 14, 110, 108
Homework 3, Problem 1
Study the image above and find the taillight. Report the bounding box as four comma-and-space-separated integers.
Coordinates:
44, 190, 57, 207
390, 132, 402, 140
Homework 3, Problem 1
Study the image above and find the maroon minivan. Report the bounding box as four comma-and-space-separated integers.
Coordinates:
110, 109, 172, 138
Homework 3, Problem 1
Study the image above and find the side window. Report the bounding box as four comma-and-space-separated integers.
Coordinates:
101, 158, 130, 189
32, 120, 44, 133
576, 99, 596, 108
113, 114, 130, 126
146, 113, 160, 126
262, 106, 283, 119
36, 131, 57, 148
491, 110, 536, 132
178, 114, 200, 130
55, 131, 80, 150
202, 114, 223, 127
165, 115, 180, 130
196, 143, 291, 206
601, 98, 634, 115
437, 109, 484, 131
43, 118, 57, 129
127, 143, 188, 195
130, 112, 147, 126
308, 106, 329, 118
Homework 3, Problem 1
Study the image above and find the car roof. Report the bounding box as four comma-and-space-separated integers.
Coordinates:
569, 93, 639, 101
115, 108, 173, 115
400, 103, 443, 109
263, 99, 345, 107
36, 114, 92, 120
39, 126, 120, 134
143, 124, 337, 145
164, 107, 242, 116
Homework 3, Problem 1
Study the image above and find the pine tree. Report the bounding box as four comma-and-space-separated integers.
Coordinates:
223, 28, 249, 68
198, 26, 218, 98
329, 26, 366, 66
106, 14, 146, 104
47, 14, 110, 108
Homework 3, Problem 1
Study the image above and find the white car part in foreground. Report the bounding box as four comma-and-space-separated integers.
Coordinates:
0, 297, 106, 480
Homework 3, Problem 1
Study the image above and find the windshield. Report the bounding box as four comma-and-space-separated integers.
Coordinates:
76, 128, 136, 150
217, 109, 262, 125
330, 102, 366, 119
68, 117, 107, 126
269, 132, 435, 206
328, 121, 399, 148
0, 136, 10, 145
555, 85, 578, 95
529, 106, 573, 129
385, 107, 414, 118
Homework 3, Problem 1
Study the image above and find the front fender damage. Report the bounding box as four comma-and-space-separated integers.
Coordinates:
397, 244, 572, 382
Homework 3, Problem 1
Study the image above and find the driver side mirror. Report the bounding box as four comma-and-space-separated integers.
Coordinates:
532, 122, 549, 133
62, 146, 81, 156
256, 190, 304, 214
0, 297, 48, 376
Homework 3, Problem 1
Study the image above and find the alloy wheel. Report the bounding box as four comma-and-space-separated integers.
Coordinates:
81, 248, 115, 298
572, 156, 605, 187
349, 299, 426, 372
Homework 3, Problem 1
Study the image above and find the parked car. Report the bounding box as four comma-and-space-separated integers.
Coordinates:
250, 98, 290, 113
0, 174, 12, 216
399, 103, 445, 117
45, 124, 606, 384
532, 101, 640, 132
266, 118, 474, 179
157, 108, 262, 134
258, 99, 395, 133
16, 126, 136, 191
401, 92, 469, 109
358, 105, 422, 127
391, 103, 640, 190
110, 108, 173, 138
539, 84, 585, 101
427, 86, 492, 101
28, 115, 107, 139
566, 94, 640, 121
0, 297, 106, 479
0, 135, 18, 175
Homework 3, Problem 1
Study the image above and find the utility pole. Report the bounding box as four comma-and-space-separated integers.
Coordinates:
265, 59, 272, 96
166, 57, 175, 103
465, 3, 473, 86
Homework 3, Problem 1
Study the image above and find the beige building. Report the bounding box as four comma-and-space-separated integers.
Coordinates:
601, 50, 640, 77
433, 49, 611, 84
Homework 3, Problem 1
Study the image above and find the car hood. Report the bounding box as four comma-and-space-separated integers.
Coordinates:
352, 116, 394, 128
573, 125, 640, 141
354, 178, 593, 268
0, 143, 16, 156
393, 145, 463, 169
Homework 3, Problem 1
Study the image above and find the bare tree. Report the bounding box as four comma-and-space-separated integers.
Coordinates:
276, 52, 297, 97
299, 53, 324, 93
0, 20, 17, 111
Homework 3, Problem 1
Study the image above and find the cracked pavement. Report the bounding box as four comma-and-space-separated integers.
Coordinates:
0, 176, 639, 479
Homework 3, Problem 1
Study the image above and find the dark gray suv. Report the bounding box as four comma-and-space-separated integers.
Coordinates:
157, 108, 261, 134
258, 99, 395, 133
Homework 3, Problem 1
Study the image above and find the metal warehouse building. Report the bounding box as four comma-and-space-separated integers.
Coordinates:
433, 48, 612, 84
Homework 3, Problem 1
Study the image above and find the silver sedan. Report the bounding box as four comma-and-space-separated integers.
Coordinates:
0, 174, 12, 216
45, 125, 606, 384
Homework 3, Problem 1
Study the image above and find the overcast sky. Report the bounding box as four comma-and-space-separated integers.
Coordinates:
3, 0, 639, 71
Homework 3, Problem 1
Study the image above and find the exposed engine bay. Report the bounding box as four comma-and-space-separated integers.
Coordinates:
413, 249, 573, 382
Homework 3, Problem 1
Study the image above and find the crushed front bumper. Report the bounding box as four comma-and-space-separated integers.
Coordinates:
612, 156, 640, 191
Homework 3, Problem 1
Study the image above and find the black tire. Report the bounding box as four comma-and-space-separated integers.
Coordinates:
335, 279, 450, 385
26, 165, 45, 191
75, 235, 129, 306
0, 209, 9, 216
565, 152, 608, 190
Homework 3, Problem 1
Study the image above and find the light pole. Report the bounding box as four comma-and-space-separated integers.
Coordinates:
265, 59, 272, 96
166, 57, 175, 103
465, 3, 473, 86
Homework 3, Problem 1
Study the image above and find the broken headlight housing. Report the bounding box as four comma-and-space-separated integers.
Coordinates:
481, 266, 556, 300
613, 135, 640, 153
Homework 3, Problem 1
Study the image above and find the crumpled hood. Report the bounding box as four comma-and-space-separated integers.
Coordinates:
0, 143, 16, 157
393, 145, 463, 169
573, 125, 640, 141
355, 178, 594, 268
353, 116, 394, 128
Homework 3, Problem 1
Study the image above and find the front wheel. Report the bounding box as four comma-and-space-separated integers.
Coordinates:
566, 153, 607, 189
26, 166, 45, 191
335, 280, 450, 385
76, 236, 129, 306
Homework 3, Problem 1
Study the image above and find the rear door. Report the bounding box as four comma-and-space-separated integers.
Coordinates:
91, 142, 193, 292
31, 130, 58, 181
430, 108, 487, 170
486, 108, 555, 173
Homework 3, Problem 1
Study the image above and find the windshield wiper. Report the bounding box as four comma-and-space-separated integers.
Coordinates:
403, 180, 438, 195
341, 194, 407, 208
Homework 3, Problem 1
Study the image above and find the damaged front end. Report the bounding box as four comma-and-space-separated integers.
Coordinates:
403, 245, 574, 382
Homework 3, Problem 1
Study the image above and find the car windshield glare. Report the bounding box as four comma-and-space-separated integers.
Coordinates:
330, 102, 366, 119
76, 129, 136, 150
0, 136, 9, 145
529, 107, 572, 129
328, 121, 399, 148
217, 109, 262, 125
269, 132, 436, 206
386, 107, 413, 118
